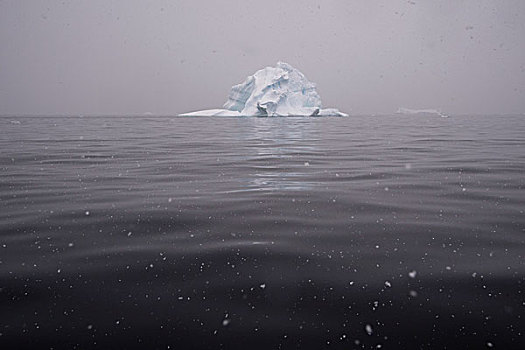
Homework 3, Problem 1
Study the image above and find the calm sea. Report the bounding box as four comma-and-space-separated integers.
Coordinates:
1, 115, 524, 349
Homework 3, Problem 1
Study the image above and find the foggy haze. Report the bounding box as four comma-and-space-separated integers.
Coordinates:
1, 0, 524, 116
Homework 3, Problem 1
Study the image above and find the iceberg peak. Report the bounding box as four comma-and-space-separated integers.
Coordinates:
181, 62, 348, 117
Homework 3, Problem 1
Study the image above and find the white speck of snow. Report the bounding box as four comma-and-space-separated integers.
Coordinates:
259, 283, 266, 289
408, 270, 417, 278
384, 281, 392, 288
365, 324, 373, 335
487, 342, 494, 348
409, 290, 418, 297
222, 318, 230, 326
446, 266, 452, 270
85, 211, 90, 216
304, 161, 310, 166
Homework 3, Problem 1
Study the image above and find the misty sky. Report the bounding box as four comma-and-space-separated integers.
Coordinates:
1, 0, 524, 116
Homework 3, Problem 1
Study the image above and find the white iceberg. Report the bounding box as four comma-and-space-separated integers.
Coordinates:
180, 62, 348, 117
396, 107, 449, 118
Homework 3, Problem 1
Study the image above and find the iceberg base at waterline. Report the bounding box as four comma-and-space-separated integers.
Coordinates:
180, 62, 348, 117
180, 108, 348, 117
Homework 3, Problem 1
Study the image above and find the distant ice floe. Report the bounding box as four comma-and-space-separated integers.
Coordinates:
396, 107, 449, 118
180, 62, 348, 117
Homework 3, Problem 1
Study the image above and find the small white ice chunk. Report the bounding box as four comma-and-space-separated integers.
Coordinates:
396, 107, 448, 118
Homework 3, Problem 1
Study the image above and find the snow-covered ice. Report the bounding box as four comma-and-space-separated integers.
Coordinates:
180, 62, 348, 117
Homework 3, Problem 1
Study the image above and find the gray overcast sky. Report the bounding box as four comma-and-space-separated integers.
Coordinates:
1, 0, 524, 115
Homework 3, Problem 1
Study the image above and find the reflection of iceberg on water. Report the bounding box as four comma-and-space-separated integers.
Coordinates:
396, 107, 449, 118
180, 62, 348, 117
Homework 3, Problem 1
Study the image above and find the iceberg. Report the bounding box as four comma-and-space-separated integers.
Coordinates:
180, 62, 348, 117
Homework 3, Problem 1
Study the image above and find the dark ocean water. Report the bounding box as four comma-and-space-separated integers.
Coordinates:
1, 115, 524, 349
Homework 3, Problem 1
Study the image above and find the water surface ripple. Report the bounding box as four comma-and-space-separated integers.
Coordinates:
1, 115, 524, 349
